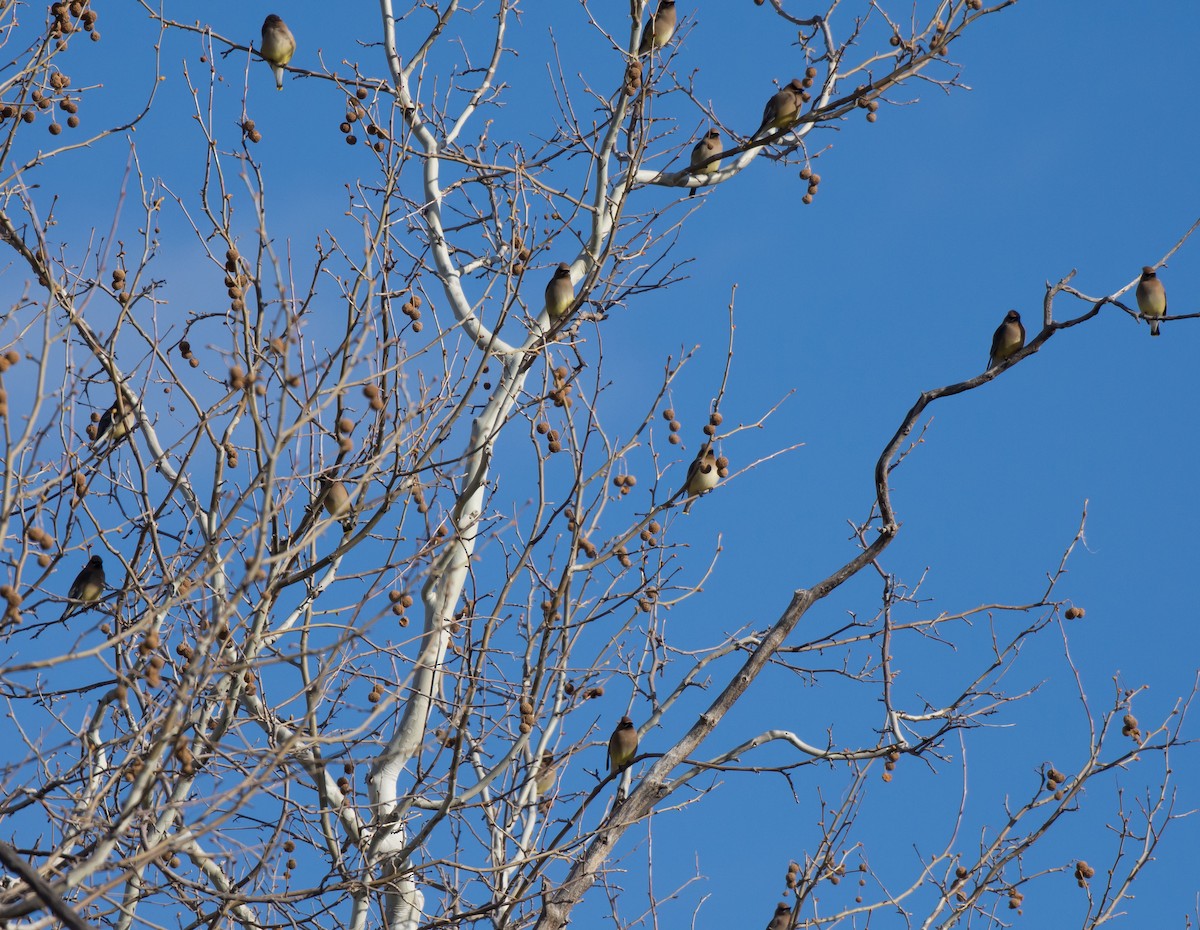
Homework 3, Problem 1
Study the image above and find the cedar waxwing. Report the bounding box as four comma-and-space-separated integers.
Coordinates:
64, 555, 105, 617
1135, 266, 1167, 337
260, 15, 296, 91
92, 398, 135, 448
689, 129, 722, 197
766, 902, 793, 930
681, 448, 718, 513
755, 79, 805, 137
317, 472, 353, 530
987, 310, 1025, 370
607, 716, 638, 774
534, 750, 557, 797
638, 0, 677, 56
545, 263, 574, 321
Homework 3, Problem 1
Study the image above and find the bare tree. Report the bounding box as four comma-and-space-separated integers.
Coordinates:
0, 2, 1193, 929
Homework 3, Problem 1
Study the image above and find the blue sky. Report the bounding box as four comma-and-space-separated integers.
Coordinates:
3, 1, 1198, 928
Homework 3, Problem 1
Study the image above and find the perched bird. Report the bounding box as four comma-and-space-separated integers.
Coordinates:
1135, 265, 1167, 337
688, 129, 722, 197
317, 472, 353, 530
545, 263, 575, 321
92, 397, 135, 448
755, 79, 805, 137
63, 555, 105, 618
766, 902, 793, 930
607, 716, 638, 774
534, 750, 557, 798
260, 14, 296, 91
987, 310, 1025, 370
638, 0, 677, 56
681, 448, 719, 513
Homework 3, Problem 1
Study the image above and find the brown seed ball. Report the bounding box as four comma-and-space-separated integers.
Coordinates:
889, 34, 901, 46
866, 112, 877, 123
647, 521, 661, 534
709, 411, 723, 426
547, 440, 561, 454
338, 418, 354, 434
703, 423, 716, 436
662, 408, 675, 420
356, 87, 368, 100
1064, 606, 1078, 619
802, 194, 814, 205
48, 122, 62, 134
668, 433, 681, 445
669, 419, 681, 432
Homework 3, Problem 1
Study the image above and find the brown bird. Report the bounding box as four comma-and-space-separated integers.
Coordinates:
534, 750, 557, 797
92, 397, 135, 448
607, 716, 638, 774
1135, 266, 1167, 337
545, 263, 575, 321
766, 902, 793, 930
260, 15, 296, 91
681, 448, 719, 513
63, 555, 105, 619
689, 129, 722, 197
317, 472, 353, 530
638, 0, 677, 56
987, 310, 1025, 370
755, 79, 805, 137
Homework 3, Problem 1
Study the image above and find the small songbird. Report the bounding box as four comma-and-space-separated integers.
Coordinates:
317, 472, 353, 530
64, 555, 105, 618
987, 310, 1025, 370
607, 716, 638, 774
545, 263, 575, 321
260, 15, 296, 91
681, 448, 719, 513
92, 397, 135, 448
689, 129, 722, 197
755, 79, 805, 137
638, 0, 677, 56
766, 902, 793, 930
534, 750, 557, 798
1135, 266, 1167, 337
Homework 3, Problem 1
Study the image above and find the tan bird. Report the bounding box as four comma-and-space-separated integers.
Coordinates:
92, 397, 135, 448
681, 448, 719, 513
317, 472, 353, 530
260, 15, 296, 91
689, 129, 722, 197
607, 716, 638, 774
63, 555, 105, 619
545, 263, 575, 321
534, 750, 557, 797
766, 902, 793, 930
638, 0, 677, 56
756, 79, 805, 137
987, 310, 1025, 370
1135, 266, 1167, 337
